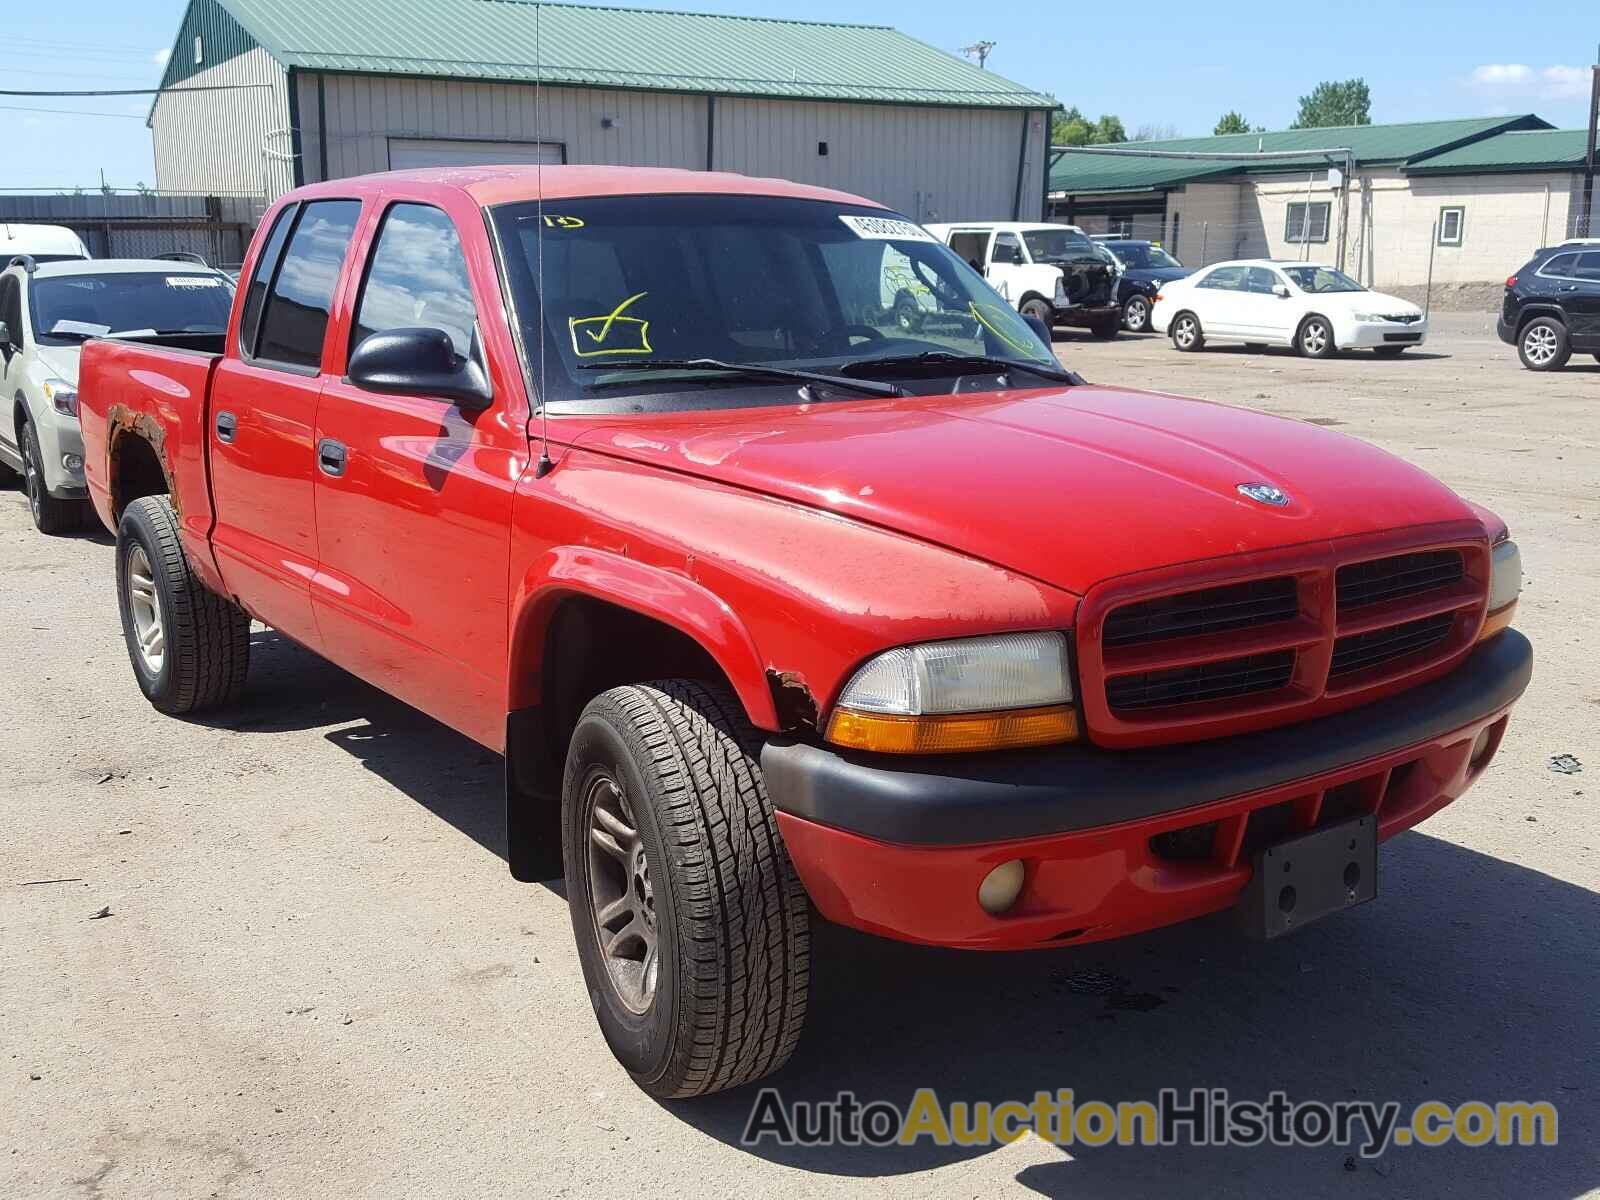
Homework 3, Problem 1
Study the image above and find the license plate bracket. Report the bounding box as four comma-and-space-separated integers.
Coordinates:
1238, 815, 1377, 940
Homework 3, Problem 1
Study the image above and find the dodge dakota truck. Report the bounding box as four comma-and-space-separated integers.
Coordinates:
78, 167, 1531, 1100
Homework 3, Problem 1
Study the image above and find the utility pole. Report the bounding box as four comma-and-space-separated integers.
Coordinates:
961, 41, 995, 70
1583, 45, 1599, 236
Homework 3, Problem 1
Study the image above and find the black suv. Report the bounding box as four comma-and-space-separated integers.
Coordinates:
1497, 242, 1600, 370
1096, 239, 1193, 333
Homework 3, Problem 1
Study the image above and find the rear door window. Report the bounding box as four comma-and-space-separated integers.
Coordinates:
1244, 267, 1281, 294
946, 231, 988, 269
1198, 266, 1246, 290
253, 199, 361, 370
1574, 252, 1600, 282
1539, 253, 1579, 279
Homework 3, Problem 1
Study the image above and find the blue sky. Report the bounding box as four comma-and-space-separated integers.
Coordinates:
4, 0, 1595, 192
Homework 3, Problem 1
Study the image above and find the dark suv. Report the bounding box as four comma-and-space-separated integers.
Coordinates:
1498, 242, 1600, 370
1097, 239, 1193, 333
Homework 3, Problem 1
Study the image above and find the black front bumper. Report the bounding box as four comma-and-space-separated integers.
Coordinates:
762, 631, 1531, 847
1055, 302, 1122, 325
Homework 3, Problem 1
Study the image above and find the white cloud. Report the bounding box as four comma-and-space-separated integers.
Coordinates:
1467, 62, 1593, 101
152, 47, 171, 66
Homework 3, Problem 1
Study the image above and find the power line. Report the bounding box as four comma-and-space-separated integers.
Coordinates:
0, 103, 147, 119
0, 84, 271, 97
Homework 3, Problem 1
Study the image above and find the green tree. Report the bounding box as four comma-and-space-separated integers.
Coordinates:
1290, 79, 1371, 129
1214, 110, 1265, 135
1051, 105, 1128, 146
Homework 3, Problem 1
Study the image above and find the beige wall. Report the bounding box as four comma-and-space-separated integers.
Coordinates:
151, 46, 292, 200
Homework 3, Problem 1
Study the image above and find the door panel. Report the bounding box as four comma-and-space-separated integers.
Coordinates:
1564, 253, 1600, 345
310, 201, 523, 747
1193, 266, 1248, 335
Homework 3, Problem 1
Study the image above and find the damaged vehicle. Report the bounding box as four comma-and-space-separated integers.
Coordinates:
927, 220, 1123, 338
78, 168, 1529, 1100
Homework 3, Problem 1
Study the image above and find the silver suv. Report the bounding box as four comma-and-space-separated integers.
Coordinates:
1, 256, 233, 533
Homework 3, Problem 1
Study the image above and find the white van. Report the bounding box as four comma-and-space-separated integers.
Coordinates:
1, 223, 91, 264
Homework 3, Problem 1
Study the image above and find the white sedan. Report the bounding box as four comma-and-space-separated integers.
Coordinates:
1149, 260, 1426, 358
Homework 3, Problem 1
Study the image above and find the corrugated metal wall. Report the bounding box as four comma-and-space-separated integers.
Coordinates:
0, 194, 260, 265
294, 72, 1050, 221
151, 46, 293, 199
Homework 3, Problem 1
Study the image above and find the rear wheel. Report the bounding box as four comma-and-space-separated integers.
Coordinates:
1122, 295, 1152, 333
1296, 315, 1335, 359
20, 418, 83, 535
892, 292, 923, 334
1171, 311, 1204, 352
562, 680, 810, 1099
116, 494, 250, 713
1518, 318, 1569, 370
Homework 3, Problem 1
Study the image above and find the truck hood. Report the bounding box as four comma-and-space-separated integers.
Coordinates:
573, 385, 1476, 595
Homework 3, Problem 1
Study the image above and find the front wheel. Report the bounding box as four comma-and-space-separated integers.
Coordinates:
1171, 311, 1204, 352
1296, 315, 1335, 359
1122, 295, 1151, 332
562, 680, 811, 1099
20, 418, 84, 535
116, 495, 250, 713
1518, 318, 1569, 370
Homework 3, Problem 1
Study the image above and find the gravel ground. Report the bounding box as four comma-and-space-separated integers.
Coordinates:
3, 312, 1595, 1198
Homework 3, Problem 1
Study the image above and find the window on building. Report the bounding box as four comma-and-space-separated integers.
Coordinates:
1105, 216, 1134, 237
194, 36, 204, 65
1438, 207, 1465, 247
352, 204, 478, 358
1285, 201, 1330, 244
253, 199, 361, 370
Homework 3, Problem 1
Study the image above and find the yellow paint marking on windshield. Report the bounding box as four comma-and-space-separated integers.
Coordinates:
543, 215, 586, 228
968, 301, 1034, 355
569, 292, 653, 357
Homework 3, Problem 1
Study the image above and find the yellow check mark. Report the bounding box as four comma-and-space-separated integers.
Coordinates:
586, 292, 648, 343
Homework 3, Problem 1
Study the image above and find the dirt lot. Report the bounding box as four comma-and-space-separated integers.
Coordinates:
3, 313, 1596, 1198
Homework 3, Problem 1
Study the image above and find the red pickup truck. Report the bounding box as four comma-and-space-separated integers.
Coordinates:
79, 167, 1530, 1099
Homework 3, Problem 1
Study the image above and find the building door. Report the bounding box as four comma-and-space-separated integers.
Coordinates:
387, 139, 564, 170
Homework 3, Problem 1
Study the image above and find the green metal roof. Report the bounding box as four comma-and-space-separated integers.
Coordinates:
1405, 128, 1596, 174
186, 0, 1055, 107
1050, 115, 1554, 195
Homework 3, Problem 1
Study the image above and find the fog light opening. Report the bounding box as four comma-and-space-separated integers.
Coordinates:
1469, 724, 1497, 770
978, 859, 1026, 916
62, 453, 84, 472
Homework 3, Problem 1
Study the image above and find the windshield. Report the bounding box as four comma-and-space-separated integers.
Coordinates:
30, 271, 233, 345
1281, 266, 1365, 294
1109, 243, 1182, 270
1020, 227, 1098, 262
491, 195, 1058, 410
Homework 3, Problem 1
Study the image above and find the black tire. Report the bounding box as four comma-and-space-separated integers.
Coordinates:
1517, 317, 1570, 371
1089, 316, 1120, 340
1296, 315, 1336, 359
1373, 345, 1407, 358
116, 494, 250, 714
892, 292, 923, 334
1122, 294, 1152, 333
19, 418, 84, 535
1020, 297, 1054, 332
562, 680, 810, 1099
1171, 311, 1204, 352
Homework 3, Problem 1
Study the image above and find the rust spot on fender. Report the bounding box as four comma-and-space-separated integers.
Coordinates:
105, 404, 176, 518
767, 669, 818, 732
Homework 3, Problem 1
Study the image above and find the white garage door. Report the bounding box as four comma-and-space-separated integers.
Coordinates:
388, 138, 563, 169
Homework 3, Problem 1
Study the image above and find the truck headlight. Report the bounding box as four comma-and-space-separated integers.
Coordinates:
43, 378, 78, 417
1480, 537, 1520, 641
826, 632, 1077, 754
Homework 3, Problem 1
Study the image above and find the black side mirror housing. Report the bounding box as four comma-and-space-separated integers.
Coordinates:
0, 320, 10, 353
347, 326, 493, 410
1023, 313, 1053, 345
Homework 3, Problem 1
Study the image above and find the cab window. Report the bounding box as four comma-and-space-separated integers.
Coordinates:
1198, 265, 1247, 290
991, 232, 1025, 266
352, 203, 478, 358
252, 199, 361, 370
1245, 267, 1282, 294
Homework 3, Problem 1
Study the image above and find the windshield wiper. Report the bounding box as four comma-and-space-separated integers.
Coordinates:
577, 357, 902, 397
839, 352, 1080, 386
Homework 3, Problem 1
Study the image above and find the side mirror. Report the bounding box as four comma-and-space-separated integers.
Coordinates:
1022, 312, 1053, 346
348, 326, 493, 410
1272, 284, 1291, 298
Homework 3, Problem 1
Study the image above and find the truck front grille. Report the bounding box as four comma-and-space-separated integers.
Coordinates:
1077, 532, 1490, 747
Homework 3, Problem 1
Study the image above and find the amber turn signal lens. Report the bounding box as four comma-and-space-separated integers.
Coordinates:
1478, 601, 1516, 643
826, 704, 1079, 754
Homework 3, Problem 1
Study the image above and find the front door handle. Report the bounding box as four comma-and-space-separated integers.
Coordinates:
215, 410, 237, 443
317, 438, 347, 477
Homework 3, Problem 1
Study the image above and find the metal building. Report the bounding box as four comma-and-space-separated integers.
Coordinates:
150, 0, 1058, 224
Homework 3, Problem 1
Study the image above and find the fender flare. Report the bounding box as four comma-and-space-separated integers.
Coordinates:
507, 545, 778, 729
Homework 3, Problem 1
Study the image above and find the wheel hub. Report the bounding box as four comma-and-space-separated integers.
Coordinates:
125, 544, 166, 674
584, 773, 659, 1013
1525, 327, 1556, 364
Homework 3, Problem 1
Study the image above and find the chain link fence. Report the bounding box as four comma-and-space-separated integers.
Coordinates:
0, 193, 264, 269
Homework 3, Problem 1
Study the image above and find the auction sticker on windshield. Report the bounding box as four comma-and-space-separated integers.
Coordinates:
839, 215, 937, 243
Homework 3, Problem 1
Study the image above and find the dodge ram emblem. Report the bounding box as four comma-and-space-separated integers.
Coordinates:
1237, 482, 1290, 507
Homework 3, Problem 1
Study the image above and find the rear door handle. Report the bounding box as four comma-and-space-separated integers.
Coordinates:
215, 411, 237, 443
317, 438, 347, 477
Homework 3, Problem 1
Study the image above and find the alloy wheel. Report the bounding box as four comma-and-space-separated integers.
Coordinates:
1523, 325, 1558, 366
1126, 297, 1149, 331
584, 771, 659, 1014
1302, 321, 1329, 356
125, 544, 166, 674
1175, 316, 1197, 347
